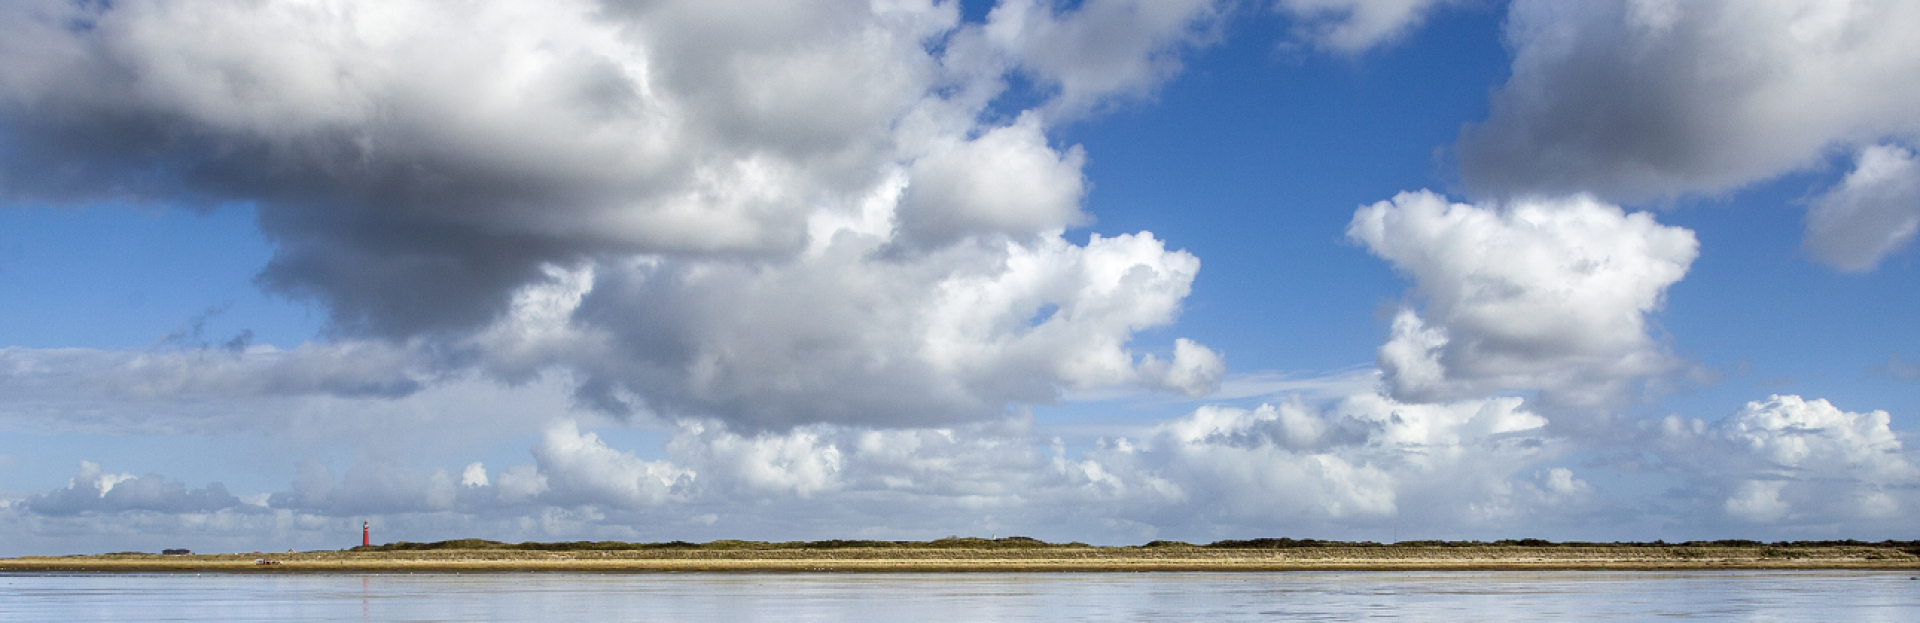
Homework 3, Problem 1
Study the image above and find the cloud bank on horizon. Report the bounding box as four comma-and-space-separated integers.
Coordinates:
0, 0, 1916, 554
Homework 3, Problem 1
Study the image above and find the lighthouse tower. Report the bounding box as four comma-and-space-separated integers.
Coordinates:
362, 521, 370, 547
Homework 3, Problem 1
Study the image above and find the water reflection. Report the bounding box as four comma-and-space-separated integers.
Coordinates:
2, 570, 1914, 621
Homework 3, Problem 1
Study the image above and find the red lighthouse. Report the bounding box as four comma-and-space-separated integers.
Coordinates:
362, 521, 370, 547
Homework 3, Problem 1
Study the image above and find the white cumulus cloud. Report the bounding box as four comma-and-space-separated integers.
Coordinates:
968, 0, 1228, 118
1658, 394, 1918, 527
569, 230, 1216, 429
1348, 191, 1698, 411
1804, 143, 1920, 271
1274, 0, 1461, 53
528, 421, 693, 509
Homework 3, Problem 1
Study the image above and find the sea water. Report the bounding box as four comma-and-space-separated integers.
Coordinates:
3, 570, 1916, 621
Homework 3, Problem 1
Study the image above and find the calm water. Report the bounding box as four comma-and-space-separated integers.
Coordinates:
3, 570, 1916, 621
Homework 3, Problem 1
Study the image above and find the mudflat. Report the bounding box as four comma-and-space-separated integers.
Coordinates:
7, 538, 1918, 573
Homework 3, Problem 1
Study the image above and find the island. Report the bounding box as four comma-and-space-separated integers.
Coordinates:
5, 537, 1917, 572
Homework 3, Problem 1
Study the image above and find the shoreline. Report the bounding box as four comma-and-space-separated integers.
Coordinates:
7, 544, 1918, 573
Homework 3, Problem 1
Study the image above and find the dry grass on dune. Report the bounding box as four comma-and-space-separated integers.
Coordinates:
5, 537, 1918, 572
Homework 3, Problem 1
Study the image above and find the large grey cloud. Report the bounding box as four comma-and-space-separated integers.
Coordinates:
0, 0, 1228, 430
0, 0, 953, 335
25, 461, 247, 516
1459, 0, 1920, 203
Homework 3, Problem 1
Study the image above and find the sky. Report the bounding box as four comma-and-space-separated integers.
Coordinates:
0, 0, 1916, 556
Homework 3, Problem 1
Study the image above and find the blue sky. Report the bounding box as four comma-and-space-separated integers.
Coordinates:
1, 0, 1916, 555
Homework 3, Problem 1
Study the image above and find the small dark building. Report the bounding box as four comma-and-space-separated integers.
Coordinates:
161, 549, 191, 555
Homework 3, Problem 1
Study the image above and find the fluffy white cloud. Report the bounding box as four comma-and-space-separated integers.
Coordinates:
668, 422, 842, 498
1459, 0, 1920, 202
567, 230, 1216, 429
1804, 144, 1920, 271
459, 462, 488, 488
896, 113, 1088, 247
967, 0, 1227, 118
1348, 191, 1698, 410
1081, 393, 1571, 533
528, 421, 692, 509
1274, 0, 1459, 52
1658, 395, 1918, 526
